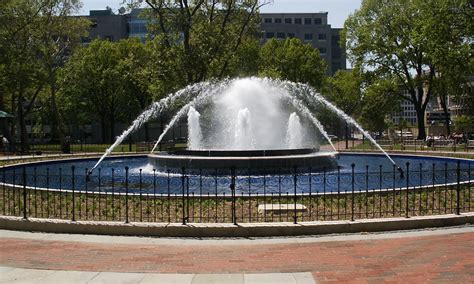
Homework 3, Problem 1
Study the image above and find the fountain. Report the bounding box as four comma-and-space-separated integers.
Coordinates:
286, 113, 303, 149
87, 77, 402, 177
1, 72, 472, 229
147, 78, 336, 173
187, 106, 202, 150
5, 78, 473, 198
234, 108, 253, 150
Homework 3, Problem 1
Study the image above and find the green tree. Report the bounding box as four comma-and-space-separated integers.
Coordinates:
259, 38, 327, 89
320, 69, 362, 143
1, 0, 88, 152
323, 69, 362, 116
426, 1, 473, 136
60, 40, 130, 143
0, 0, 47, 152
130, 0, 269, 88
359, 79, 400, 133
36, 0, 89, 150
344, 0, 473, 139
454, 115, 473, 133
117, 38, 155, 141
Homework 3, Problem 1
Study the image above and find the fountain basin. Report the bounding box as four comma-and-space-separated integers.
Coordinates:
148, 148, 338, 173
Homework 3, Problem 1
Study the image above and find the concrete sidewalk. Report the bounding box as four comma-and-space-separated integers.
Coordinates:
1, 226, 473, 282
0, 267, 315, 284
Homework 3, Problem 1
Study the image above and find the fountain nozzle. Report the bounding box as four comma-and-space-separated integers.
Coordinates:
86, 170, 92, 182
397, 167, 404, 178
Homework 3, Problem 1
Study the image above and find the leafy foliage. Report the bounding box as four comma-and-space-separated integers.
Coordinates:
344, 0, 473, 139
259, 38, 327, 89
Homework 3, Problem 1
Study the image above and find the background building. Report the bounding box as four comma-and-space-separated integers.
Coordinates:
81, 9, 347, 75
84, 9, 128, 43
259, 12, 346, 74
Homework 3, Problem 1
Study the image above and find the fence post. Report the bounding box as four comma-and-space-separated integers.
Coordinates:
182, 167, 187, 225
125, 166, 129, 223
351, 163, 355, 221
22, 165, 27, 219
405, 162, 410, 218
111, 168, 115, 220
2, 166, 5, 216
71, 166, 75, 221
230, 167, 236, 225
456, 160, 461, 215
293, 166, 297, 224
139, 169, 143, 222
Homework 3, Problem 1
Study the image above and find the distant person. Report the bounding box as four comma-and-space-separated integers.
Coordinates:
2, 136, 9, 152
426, 134, 434, 147
451, 132, 463, 144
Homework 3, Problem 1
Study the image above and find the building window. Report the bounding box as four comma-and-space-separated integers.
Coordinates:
287, 32, 295, 38
284, 18, 292, 24
304, 18, 312, 25
318, 47, 326, 54
304, 33, 313, 40
294, 18, 302, 25
265, 32, 274, 38
318, 33, 326, 40
274, 18, 282, 23
276, 32, 285, 39
264, 18, 272, 23
314, 18, 322, 25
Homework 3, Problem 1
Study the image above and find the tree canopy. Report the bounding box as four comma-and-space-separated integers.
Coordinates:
344, 0, 473, 139
259, 38, 327, 89
0, 0, 88, 151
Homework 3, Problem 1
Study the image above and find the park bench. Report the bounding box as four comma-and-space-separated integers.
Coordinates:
258, 204, 307, 214
466, 140, 474, 150
375, 139, 393, 150
136, 142, 152, 152
431, 139, 454, 151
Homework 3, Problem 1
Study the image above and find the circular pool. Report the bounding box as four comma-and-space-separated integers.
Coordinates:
1, 153, 472, 195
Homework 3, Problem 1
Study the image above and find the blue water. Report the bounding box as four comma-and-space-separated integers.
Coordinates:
1, 153, 472, 195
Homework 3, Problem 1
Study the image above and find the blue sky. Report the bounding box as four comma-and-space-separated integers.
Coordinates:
79, 0, 362, 28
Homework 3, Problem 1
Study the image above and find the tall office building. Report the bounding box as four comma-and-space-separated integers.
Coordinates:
81, 10, 346, 74
260, 13, 346, 74
83, 9, 128, 43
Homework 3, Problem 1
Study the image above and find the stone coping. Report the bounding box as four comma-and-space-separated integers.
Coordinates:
1, 213, 472, 238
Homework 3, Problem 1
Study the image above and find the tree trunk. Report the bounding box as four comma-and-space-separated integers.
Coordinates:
415, 107, 427, 140
17, 94, 28, 153
100, 116, 106, 144
407, 87, 428, 140
110, 113, 115, 144
439, 95, 451, 135
49, 81, 67, 151
144, 122, 150, 142
9, 93, 17, 152
0, 95, 14, 152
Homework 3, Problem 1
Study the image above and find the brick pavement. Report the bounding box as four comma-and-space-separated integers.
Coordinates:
1, 230, 473, 282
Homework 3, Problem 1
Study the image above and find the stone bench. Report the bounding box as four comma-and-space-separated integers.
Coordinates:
258, 204, 307, 214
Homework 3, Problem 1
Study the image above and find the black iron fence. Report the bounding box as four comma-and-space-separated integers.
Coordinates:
1, 142, 179, 156
1, 162, 472, 224
351, 138, 474, 152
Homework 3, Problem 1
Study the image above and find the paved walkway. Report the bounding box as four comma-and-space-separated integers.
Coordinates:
1, 227, 473, 283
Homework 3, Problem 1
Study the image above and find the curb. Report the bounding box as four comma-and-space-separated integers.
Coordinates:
1, 213, 473, 237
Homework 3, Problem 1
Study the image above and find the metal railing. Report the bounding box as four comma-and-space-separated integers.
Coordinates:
346, 139, 474, 153
1, 162, 472, 224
